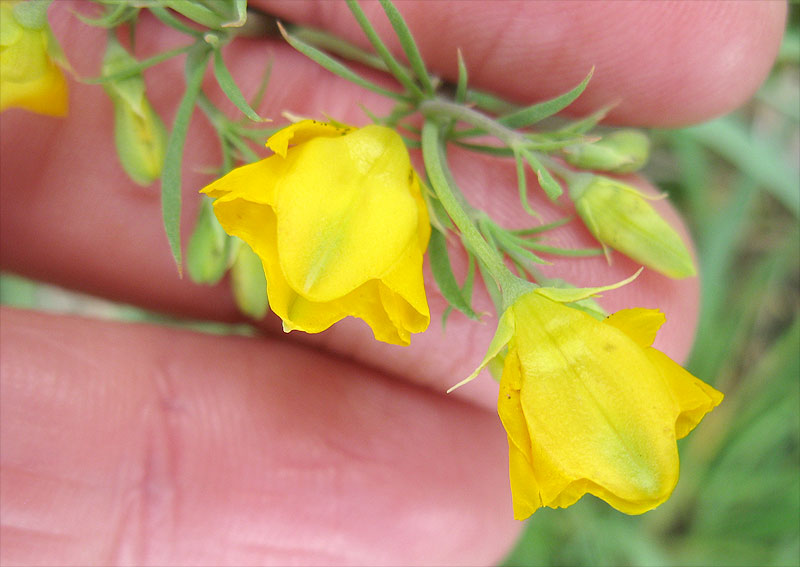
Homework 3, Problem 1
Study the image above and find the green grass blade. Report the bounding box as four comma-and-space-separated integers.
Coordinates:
685, 116, 800, 216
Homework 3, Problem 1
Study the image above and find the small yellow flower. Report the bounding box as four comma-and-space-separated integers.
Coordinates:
201, 120, 430, 345
472, 289, 722, 520
0, 0, 68, 116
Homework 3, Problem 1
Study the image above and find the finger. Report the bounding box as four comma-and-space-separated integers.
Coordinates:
253, 0, 786, 126
0, 307, 520, 565
1, 4, 698, 409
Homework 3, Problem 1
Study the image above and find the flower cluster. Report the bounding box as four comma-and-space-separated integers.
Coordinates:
6, 0, 724, 523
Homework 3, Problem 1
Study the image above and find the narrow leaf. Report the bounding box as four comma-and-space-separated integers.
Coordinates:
454, 49, 468, 104
512, 216, 572, 235
521, 150, 563, 200
346, 0, 424, 98
84, 44, 194, 84
222, 0, 248, 28
378, 0, 434, 94
429, 228, 479, 320
499, 68, 593, 128
514, 148, 539, 217
279, 23, 406, 100
147, 5, 204, 37
162, 46, 211, 273
163, 0, 224, 29
212, 49, 264, 122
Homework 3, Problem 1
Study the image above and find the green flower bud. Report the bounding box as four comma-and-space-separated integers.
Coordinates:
101, 36, 167, 186
571, 175, 696, 279
187, 198, 232, 284
564, 130, 650, 173
230, 240, 269, 319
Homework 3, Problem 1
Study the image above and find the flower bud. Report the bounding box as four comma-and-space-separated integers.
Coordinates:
102, 36, 167, 186
230, 241, 268, 320
0, 0, 68, 116
571, 176, 696, 279
564, 130, 650, 173
187, 198, 232, 284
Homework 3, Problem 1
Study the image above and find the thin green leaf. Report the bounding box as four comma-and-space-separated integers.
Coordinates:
162, 46, 211, 273
222, 0, 248, 28
499, 68, 593, 128
279, 23, 406, 101
247, 58, 273, 113
452, 141, 514, 156
494, 230, 550, 266
76, 3, 138, 28
288, 25, 388, 71
476, 256, 503, 315
464, 87, 519, 115
212, 49, 264, 122
511, 216, 572, 236
514, 148, 539, 217
346, 0, 424, 98
525, 242, 603, 257
454, 49, 468, 104
163, 0, 224, 29
83, 43, 194, 84
147, 4, 204, 37
551, 105, 612, 136
429, 228, 479, 320
521, 149, 563, 200
378, 0, 434, 94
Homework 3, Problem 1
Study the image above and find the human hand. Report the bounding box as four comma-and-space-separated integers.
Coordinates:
0, 1, 785, 564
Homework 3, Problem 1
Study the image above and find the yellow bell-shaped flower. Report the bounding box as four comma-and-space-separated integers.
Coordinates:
0, 0, 68, 116
473, 289, 722, 520
201, 120, 431, 345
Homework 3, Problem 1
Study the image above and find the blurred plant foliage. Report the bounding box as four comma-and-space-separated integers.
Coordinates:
502, 12, 800, 567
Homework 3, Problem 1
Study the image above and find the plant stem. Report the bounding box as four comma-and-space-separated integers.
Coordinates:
421, 119, 532, 307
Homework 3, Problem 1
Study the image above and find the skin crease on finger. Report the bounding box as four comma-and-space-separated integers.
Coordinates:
0, 308, 520, 565
0, 0, 749, 409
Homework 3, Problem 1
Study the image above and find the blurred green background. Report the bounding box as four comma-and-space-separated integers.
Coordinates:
1, 6, 798, 567
502, 9, 800, 567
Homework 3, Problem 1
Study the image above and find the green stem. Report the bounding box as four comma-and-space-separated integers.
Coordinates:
421, 120, 532, 307
420, 98, 524, 148
420, 97, 582, 186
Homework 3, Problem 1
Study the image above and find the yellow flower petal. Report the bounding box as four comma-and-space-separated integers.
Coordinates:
201, 121, 430, 344
266, 119, 352, 158
645, 348, 724, 439
603, 308, 666, 348
481, 290, 722, 520
0, 1, 68, 116
275, 126, 418, 301
498, 352, 543, 520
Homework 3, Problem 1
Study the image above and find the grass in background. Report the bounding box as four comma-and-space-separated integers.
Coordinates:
502, 15, 799, 567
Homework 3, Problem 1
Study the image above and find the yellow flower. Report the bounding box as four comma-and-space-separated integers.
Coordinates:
0, 0, 68, 116
472, 289, 722, 520
201, 120, 430, 345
